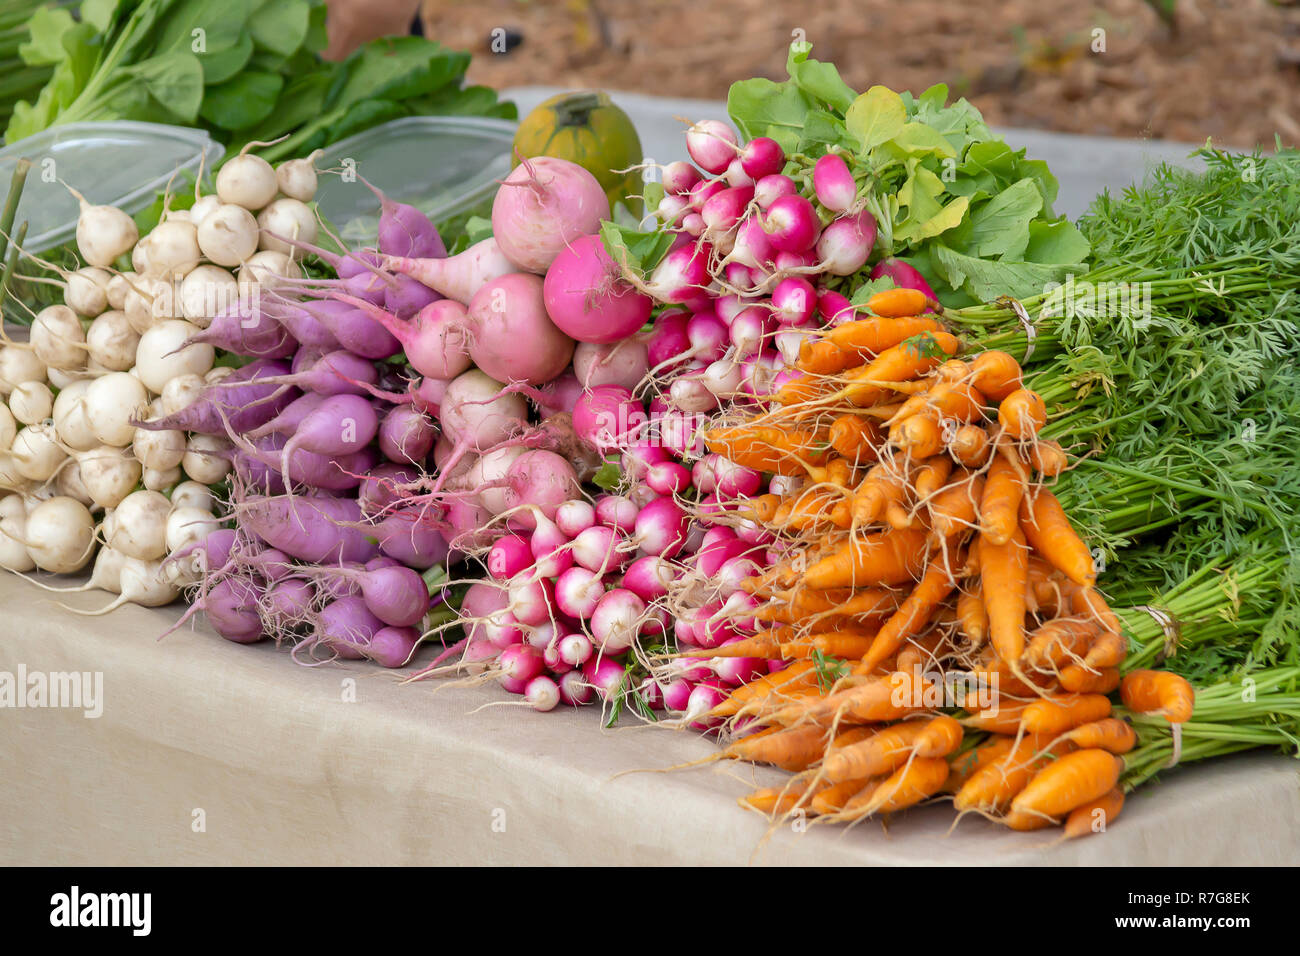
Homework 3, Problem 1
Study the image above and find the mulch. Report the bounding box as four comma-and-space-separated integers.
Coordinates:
422, 0, 1300, 148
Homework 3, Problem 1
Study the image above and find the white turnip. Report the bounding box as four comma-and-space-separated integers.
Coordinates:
134, 320, 215, 394
72, 187, 139, 267
24, 496, 95, 573
216, 150, 278, 210
258, 198, 317, 255
77, 445, 142, 509
85, 372, 149, 445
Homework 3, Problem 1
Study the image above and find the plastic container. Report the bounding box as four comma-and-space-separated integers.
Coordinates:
0, 122, 224, 254
313, 116, 517, 245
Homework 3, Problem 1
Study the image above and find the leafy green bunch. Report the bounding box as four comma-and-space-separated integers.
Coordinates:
5, 0, 513, 160
726, 42, 1090, 306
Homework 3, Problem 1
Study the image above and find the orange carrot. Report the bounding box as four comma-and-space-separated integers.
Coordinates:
774, 627, 880, 661
851, 463, 906, 525
775, 489, 838, 531
1120, 670, 1195, 724
727, 722, 833, 771
1025, 555, 1076, 616
770, 669, 930, 727
827, 726, 881, 751
885, 498, 916, 531
837, 332, 960, 408
822, 721, 931, 782
810, 778, 876, 815
1023, 439, 1068, 477
952, 735, 1059, 812
1010, 748, 1123, 820
928, 472, 985, 538
896, 380, 988, 427
980, 526, 1029, 665
914, 714, 964, 757
956, 585, 990, 647
1064, 718, 1137, 755
968, 350, 1022, 403
774, 372, 836, 407
913, 456, 954, 499
803, 629, 880, 661
895, 629, 952, 673
708, 660, 817, 719
968, 661, 1056, 700
890, 414, 944, 459
891, 380, 986, 426
945, 736, 1018, 793
704, 424, 828, 475
855, 545, 964, 674
1001, 808, 1057, 831
827, 314, 947, 356
828, 414, 882, 462
1020, 488, 1097, 587
805, 456, 856, 488
889, 416, 941, 463
1071, 586, 1123, 632
1064, 787, 1125, 839
756, 586, 899, 622
739, 493, 782, 524
690, 631, 787, 659
980, 445, 1027, 545
1022, 618, 1096, 670
1083, 629, 1127, 669
1021, 693, 1113, 735
936, 358, 970, 381
962, 701, 1034, 734
1059, 664, 1121, 694
997, 388, 1047, 440
740, 779, 823, 815
949, 423, 992, 467
797, 339, 855, 375
864, 288, 934, 318
803, 527, 929, 589
841, 757, 949, 817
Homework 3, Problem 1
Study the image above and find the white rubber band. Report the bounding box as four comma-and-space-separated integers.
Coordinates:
1167, 723, 1183, 768
1134, 604, 1179, 658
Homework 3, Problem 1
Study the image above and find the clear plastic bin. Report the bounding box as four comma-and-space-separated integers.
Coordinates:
0, 122, 224, 253
313, 116, 517, 245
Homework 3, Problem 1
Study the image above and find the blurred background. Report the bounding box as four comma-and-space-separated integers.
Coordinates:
406, 0, 1299, 147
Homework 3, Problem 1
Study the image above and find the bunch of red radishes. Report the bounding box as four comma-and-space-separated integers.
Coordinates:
451, 426, 789, 720
630, 118, 937, 415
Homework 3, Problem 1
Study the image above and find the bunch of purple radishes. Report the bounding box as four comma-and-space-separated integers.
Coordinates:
167, 148, 716, 670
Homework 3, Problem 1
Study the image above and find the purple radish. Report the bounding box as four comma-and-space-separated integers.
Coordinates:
133, 358, 293, 435
384, 236, 517, 305
359, 175, 447, 259
370, 506, 449, 569
239, 495, 380, 564
378, 405, 437, 463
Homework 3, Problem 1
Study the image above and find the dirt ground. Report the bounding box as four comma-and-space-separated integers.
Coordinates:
422, 0, 1300, 148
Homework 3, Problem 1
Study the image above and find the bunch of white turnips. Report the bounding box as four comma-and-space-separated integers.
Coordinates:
0, 146, 320, 611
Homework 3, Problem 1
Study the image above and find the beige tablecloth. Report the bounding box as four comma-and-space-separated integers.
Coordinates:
1, 574, 1297, 866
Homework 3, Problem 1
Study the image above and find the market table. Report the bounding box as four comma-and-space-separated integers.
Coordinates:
3, 572, 1298, 866
2, 97, 1297, 867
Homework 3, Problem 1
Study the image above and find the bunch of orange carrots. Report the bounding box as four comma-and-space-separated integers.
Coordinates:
689, 287, 1196, 837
